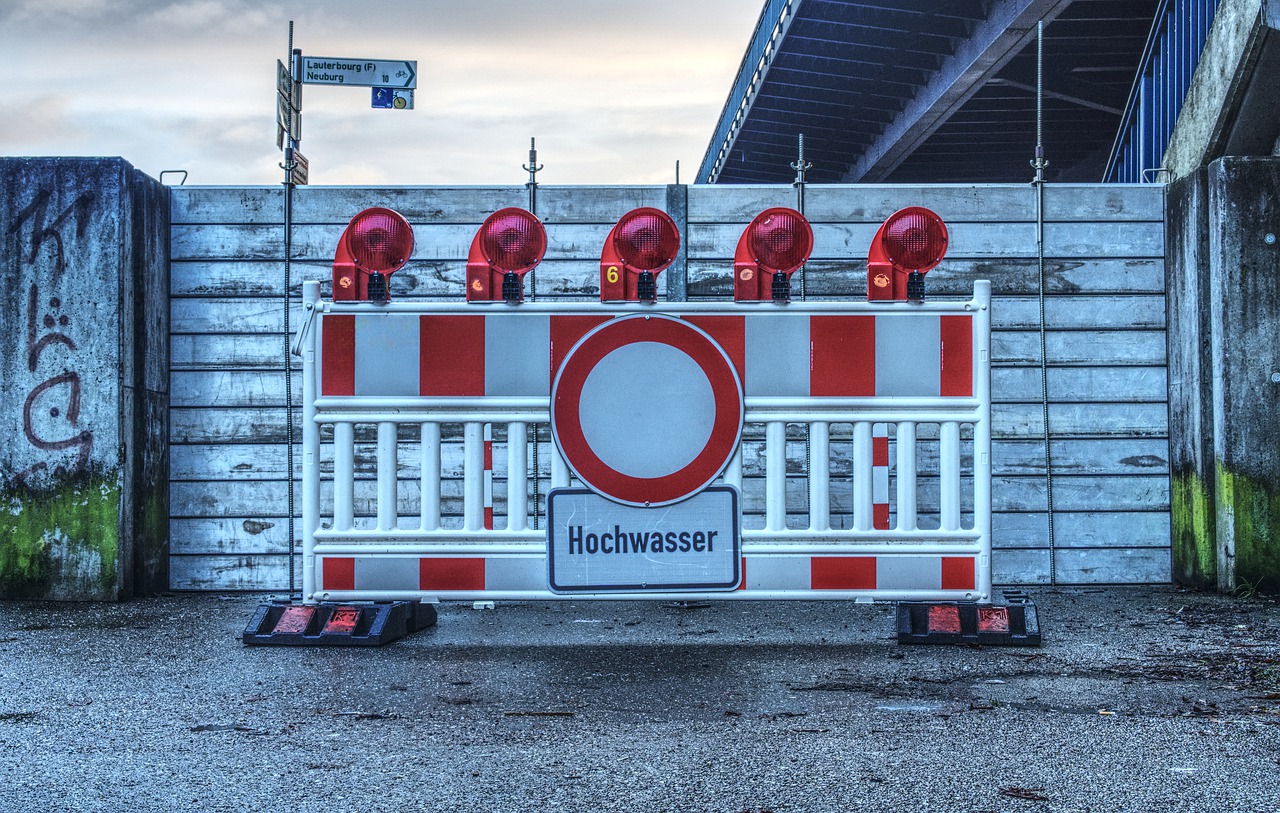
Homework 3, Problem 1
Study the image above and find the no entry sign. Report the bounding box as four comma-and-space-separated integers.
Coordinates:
551, 314, 744, 506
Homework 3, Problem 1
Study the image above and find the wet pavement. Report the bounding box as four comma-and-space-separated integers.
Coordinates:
3, 586, 1280, 812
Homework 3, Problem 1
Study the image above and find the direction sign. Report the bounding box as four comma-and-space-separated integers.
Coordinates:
301, 56, 416, 88
286, 148, 308, 185
276, 93, 300, 147
277, 60, 293, 104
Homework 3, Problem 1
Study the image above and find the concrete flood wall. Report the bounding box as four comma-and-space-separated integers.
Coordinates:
1168, 157, 1280, 593
167, 183, 1170, 590
0, 158, 169, 600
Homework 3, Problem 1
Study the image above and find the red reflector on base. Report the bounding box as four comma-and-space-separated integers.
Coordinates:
978, 606, 1010, 633
927, 604, 962, 633
273, 606, 317, 635
322, 606, 362, 635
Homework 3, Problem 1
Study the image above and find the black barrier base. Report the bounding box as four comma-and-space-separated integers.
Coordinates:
896, 591, 1041, 647
242, 600, 437, 647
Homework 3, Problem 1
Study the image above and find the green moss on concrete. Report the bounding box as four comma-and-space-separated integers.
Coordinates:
1216, 462, 1280, 594
1171, 470, 1217, 589
1, 471, 121, 600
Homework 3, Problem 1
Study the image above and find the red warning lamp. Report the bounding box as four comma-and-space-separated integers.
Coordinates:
332, 207, 414, 303
733, 207, 814, 302
867, 206, 948, 302
466, 207, 548, 303
599, 207, 680, 302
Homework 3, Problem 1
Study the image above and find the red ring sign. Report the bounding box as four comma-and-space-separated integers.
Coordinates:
551, 315, 744, 507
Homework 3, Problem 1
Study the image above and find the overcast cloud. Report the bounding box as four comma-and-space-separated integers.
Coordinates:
0, 0, 762, 185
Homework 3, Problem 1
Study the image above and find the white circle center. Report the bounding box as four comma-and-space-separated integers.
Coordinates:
577, 342, 716, 479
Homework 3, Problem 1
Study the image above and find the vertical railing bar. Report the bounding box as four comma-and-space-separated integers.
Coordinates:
333, 421, 355, 532
508, 421, 528, 532
376, 421, 397, 532
724, 443, 744, 493
420, 422, 440, 531
766, 421, 786, 532
895, 421, 917, 531
551, 443, 571, 489
464, 422, 484, 532
852, 421, 873, 531
940, 421, 961, 532
300, 281, 320, 601
808, 421, 830, 532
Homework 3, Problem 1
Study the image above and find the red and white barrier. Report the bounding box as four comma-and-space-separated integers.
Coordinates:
296, 280, 992, 604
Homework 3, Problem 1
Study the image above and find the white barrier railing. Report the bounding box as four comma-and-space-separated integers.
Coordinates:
297, 280, 992, 603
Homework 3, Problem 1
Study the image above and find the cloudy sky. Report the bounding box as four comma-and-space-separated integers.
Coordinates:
1, 0, 763, 185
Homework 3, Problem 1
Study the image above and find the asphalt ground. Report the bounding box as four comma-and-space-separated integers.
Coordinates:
3, 586, 1280, 812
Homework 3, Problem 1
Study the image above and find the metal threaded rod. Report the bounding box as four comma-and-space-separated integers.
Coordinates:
790, 133, 813, 528
1032, 19, 1057, 584
523, 137, 542, 530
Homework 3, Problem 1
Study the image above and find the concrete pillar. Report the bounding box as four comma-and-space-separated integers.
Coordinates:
0, 158, 169, 600
1205, 157, 1280, 593
1166, 168, 1218, 589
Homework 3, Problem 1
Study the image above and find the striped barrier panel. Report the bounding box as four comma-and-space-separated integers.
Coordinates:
296, 279, 992, 604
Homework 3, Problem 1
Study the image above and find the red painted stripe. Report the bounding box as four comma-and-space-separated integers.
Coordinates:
321, 315, 356, 396
483, 507, 494, 530
872, 435, 889, 467
737, 557, 748, 591
873, 503, 890, 530
941, 557, 976, 590
484, 440, 493, 470
420, 315, 486, 396
419, 557, 486, 591
684, 315, 746, 386
322, 557, 355, 591
939, 315, 973, 396
810, 556, 876, 590
809, 316, 875, 396
549, 315, 611, 382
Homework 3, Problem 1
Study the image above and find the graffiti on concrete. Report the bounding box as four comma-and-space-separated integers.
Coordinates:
9, 189, 98, 484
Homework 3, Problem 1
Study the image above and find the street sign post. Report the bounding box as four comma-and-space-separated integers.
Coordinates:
301, 56, 416, 88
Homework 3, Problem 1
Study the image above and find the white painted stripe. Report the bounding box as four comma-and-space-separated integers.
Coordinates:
744, 555, 810, 590
354, 314, 421, 396
874, 315, 940, 396
484, 556, 545, 591
744, 314, 809, 396
356, 557, 419, 591
485, 314, 551, 396
876, 556, 942, 591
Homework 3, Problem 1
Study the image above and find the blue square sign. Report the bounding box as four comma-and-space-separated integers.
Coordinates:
372, 87, 413, 110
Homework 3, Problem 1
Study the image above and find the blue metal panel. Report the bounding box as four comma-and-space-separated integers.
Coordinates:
1105, 0, 1220, 182
698, 0, 794, 183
